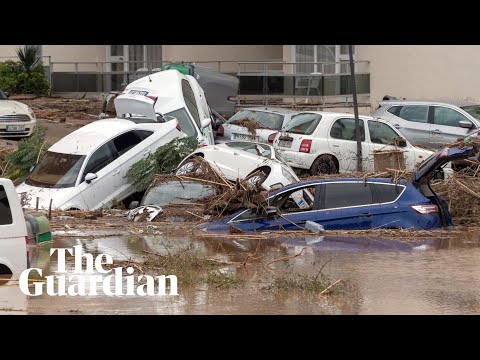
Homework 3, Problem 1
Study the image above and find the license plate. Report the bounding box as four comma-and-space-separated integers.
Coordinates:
278, 139, 292, 148
233, 133, 254, 141
6, 125, 25, 132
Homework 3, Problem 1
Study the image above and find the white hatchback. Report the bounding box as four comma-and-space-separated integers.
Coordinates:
175, 142, 299, 191
272, 112, 435, 175
16, 118, 184, 210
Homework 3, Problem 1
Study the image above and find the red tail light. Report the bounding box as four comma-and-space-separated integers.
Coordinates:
299, 139, 312, 153
199, 143, 208, 147
217, 125, 224, 137
146, 95, 158, 102
410, 204, 438, 214
268, 132, 278, 143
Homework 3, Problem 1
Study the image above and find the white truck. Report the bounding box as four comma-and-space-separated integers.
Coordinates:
0, 178, 28, 277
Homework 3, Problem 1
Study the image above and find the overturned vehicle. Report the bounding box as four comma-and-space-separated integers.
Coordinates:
205, 146, 474, 232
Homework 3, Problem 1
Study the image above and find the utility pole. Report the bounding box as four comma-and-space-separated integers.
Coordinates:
349, 45, 362, 172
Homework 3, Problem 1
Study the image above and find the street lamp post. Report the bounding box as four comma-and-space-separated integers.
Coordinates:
349, 45, 362, 172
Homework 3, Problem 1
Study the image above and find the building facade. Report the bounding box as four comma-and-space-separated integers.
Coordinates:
1, 45, 479, 107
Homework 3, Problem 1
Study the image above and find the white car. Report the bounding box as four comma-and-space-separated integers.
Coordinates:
0, 178, 28, 276
16, 118, 184, 210
115, 69, 215, 146
273, 112, 435, 175
0, 89, 36, 138
217, 107, 299, 143
175, 142, 299, 191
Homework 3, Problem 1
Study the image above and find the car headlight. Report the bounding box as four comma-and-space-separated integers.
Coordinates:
27, 107, 36, 119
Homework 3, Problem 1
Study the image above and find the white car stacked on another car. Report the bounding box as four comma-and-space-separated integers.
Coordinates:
0, 89, 36, 138
216, 107, 299, 143
176, 142, 299, 191
272, 112, 436, 175
16, 118, 185, 211
115, 69, 215, 146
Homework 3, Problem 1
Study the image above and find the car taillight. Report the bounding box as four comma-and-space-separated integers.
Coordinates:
199, 143, 208, 147
217, 125, 224, 137
410, 204, 438, 214
268, 132, 278, 144
299, 139, 312, 153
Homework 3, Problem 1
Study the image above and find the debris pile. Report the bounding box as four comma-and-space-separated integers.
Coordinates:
231, 118, 271, 136
13, 96, 102, 122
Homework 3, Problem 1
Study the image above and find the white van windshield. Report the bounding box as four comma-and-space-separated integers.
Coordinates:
26, 151, 86, 188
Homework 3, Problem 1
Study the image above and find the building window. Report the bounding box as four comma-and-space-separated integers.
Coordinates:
295, 45, 355, 74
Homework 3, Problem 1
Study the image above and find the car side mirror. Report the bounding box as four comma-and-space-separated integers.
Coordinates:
265, 206, 277, 216
398, 138, 407, 147
129, 201, 140, 209
85, 173, 98, 184
459, 120, 474, 129
201, 117, 212, 129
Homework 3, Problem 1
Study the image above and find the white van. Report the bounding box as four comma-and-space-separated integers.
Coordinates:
115, 69, 215, 146
0, 178, 28, 276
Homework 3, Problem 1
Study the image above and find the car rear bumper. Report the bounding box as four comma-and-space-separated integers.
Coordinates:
276, 149, 317, 170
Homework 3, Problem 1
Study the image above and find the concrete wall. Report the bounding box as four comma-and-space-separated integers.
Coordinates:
163, 45, 283, 73
357, 45, 480, 107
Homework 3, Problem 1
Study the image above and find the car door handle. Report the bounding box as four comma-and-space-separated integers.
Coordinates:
394, 124, 401, 128
333, 144, 340, 147
112, 169, 120, 175
432, 129, 442, 134
358, 213, 372, 217
233, 152, 239, 155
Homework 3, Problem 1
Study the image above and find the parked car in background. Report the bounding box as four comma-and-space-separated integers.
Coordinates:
115, 69, 215, 146
16, 118, 184, 211
272, 112, 434, 175
217, 107, 299, 143
370, 100, 480, 148
0, 89, 36, 138
0, 178, 28, 276
175, 142, 299, 191
206, 146, 474, 232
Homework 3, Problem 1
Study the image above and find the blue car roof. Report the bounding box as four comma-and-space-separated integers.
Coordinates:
270, 177, 408, 196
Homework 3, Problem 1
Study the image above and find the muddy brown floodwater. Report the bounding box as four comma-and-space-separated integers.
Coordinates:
2, 228, 480, 315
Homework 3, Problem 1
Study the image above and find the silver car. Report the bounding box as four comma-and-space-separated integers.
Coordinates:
370, 101, 480, 148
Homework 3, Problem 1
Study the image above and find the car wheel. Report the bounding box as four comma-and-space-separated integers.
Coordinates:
245, 170, 267, 187
310, 155, 338, 175
176, 158, 200, 175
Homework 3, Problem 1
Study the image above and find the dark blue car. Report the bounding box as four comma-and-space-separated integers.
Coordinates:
206, 146, 474, 232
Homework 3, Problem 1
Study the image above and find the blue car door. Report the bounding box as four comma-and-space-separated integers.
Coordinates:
318, 181, 378, 230
228, 184, 321, 231
372, 182, 408, 229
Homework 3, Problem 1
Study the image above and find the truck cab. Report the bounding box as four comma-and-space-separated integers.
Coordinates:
0, 178, 28, 276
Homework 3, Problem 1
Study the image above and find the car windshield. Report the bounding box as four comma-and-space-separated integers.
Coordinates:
460, 105, 480, 121
26, 151, 86, 188
227, 110, 284, 130
141, 181, 216, 206
0, 90, 7, 100
283, 113, 321, 134
163, 107, 198, 138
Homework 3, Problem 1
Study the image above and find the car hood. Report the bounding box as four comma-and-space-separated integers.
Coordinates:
0, 100, 30, 116
414, 146, 475, 182
115, 93, 157, 120
16, 182, 77, 210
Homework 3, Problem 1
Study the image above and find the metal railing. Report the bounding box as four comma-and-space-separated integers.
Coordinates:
236, 61, 371, 104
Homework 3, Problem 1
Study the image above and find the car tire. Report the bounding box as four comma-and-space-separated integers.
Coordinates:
310, 155, 338, 175
176, 158, 200, 176
245, 170, 268, 188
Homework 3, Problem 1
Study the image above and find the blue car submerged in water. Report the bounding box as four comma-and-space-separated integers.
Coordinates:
206, 146, 474, 231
